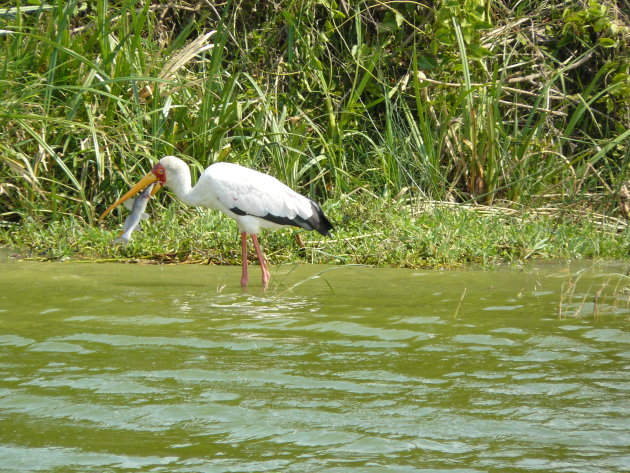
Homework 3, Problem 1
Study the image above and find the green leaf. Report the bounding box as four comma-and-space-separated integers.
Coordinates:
416, 55, 437, 70
593, 17, 610, 32
469, 42, 493, 58
435, 27, 455, 46
557, 35, 573, 48
598, 37, 616, 48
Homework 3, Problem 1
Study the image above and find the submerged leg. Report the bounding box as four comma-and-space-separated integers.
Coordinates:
240, 232, 248, 288
251, 234, 270, 289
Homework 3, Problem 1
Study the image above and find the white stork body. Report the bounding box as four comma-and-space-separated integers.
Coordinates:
101, 155, 334, 289
164, 158, 328, 236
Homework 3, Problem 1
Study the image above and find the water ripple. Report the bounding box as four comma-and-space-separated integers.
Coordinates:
1, 261, 628, 473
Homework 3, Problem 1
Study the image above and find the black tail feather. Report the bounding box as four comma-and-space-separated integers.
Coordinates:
306, 200, 334, 236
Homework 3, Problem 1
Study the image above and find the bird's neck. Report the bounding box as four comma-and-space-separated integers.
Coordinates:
166, 168, 201, 207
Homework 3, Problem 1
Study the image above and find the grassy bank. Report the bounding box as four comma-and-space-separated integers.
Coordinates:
1, 1, 629, 266
2, 196, 628, 269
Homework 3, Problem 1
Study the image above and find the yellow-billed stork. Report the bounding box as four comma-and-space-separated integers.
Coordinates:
99, 156, 334, 288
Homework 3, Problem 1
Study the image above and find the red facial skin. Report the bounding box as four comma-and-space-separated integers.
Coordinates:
152, 163, 167, 184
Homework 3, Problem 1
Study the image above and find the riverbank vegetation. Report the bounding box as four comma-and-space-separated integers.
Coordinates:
1, 0, 629, 266
3, 195, 628, 268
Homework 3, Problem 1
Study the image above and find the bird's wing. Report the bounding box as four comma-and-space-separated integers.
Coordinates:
207, 165, 313, 220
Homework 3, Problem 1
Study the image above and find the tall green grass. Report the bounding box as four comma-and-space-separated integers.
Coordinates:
1, 0, 628, 225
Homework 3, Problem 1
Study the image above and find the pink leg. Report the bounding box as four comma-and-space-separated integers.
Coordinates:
240, 232, 248, 288
251, 234, 270, 289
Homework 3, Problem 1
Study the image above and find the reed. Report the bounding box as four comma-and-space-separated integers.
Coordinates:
1, 0, 628, 229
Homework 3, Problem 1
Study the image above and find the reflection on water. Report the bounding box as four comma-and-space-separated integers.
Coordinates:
0, 258, 629, 472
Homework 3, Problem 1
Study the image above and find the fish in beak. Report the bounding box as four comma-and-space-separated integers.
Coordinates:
99, 163, 166, 222
113, 183, 155, 246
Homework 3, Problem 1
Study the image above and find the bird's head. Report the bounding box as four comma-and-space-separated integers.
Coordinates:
98, 155, 181, 222
153, 155, 188, 185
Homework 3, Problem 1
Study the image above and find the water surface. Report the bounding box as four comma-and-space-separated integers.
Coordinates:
0, 258, 629, 472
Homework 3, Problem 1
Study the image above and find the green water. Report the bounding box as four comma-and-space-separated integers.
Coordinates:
0, 258, 629, 473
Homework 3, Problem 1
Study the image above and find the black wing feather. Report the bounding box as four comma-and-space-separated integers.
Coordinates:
230, 199, 333, 236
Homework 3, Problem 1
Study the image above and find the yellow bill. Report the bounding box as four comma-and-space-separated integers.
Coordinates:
99, 173, 161, 222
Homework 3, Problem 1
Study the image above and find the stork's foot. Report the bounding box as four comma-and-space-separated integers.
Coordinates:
261, 268, 270, 289
251, 233, 270, 290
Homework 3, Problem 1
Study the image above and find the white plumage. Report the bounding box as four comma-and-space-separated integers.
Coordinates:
162, 158, 323, 235
100, 155, 333, 289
